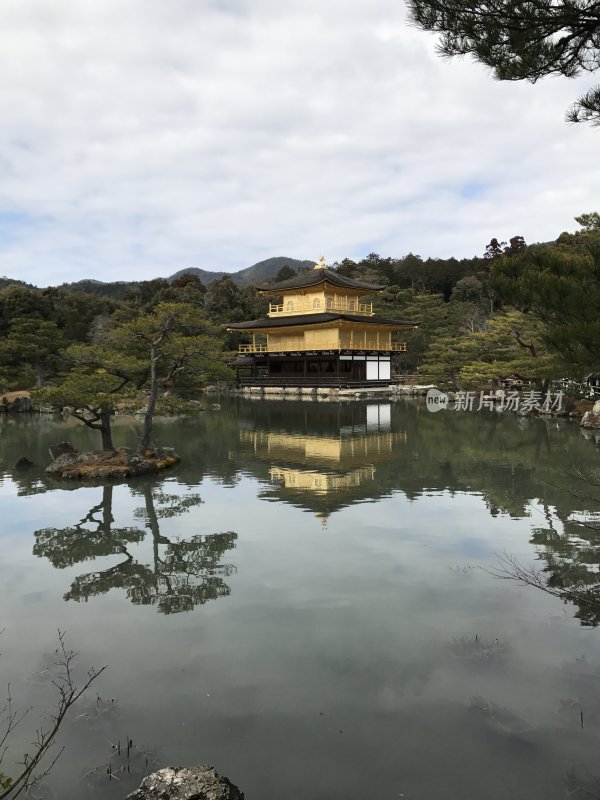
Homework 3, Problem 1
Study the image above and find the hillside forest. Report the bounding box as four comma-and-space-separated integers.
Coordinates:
0, 214, 599, 412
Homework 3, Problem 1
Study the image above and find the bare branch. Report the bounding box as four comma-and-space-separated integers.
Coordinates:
487, 551, 600, 617
0, 631, 107, 800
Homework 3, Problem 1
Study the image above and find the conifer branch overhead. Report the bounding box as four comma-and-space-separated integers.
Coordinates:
408, 0, 600, 125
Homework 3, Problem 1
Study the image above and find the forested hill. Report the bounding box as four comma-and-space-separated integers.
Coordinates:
49, 256, 316, 299
0, 277, 30, 291
169, 256, 317, 287
0, 251, 494, 300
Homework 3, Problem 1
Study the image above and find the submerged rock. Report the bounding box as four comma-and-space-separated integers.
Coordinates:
73, 695, 119, 729
83, 738, 160, 791
14, 456, 35, 470
561, 654, 600, 679
126, 765, 244, 800
469, 695, 533, 738
448, 635, 512, 664
45, 447, 180, 481
24, 783, 53, 800
564, 766, 600, 797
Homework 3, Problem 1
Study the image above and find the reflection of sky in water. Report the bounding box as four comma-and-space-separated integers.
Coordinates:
1, 402, 600, 799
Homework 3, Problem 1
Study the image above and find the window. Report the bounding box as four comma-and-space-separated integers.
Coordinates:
286, 301, 294, 311
313, 298, 321, 309
326, 297, 333, 309
349, 300, 356, 311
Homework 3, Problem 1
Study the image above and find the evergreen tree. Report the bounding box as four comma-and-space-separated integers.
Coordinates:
204, 277, 244, 322
165, 274, 207, 308
450, 276, 483, 303
374, 288, 485, 372
0, 317, 64, 388
408, 0, 600, 125
420, 310, 572, 389
334, 258, 359, 278
108, 302, 231, 452
484, 238, 506, 260
36, 346, 143, 450
273, 265, 297, 282
37, 303, 231, 452
504, 235, 526, 256
492, 239, 600, 371
575, 211, 600, 231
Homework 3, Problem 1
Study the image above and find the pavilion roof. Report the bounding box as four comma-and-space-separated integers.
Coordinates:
226, 312, 419, 331
257, 267, 383, 294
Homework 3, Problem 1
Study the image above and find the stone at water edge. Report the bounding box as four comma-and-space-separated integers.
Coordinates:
581, 411, 600, 430
593, 399, 600, 415
125, 765, 244, 800
48, 441, 78, 460
45, 451, 81, 476
7, 395, 32, 413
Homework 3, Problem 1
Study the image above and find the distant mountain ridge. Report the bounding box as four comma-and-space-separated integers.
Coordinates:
168, 257, 316, 286
22, 256, 316, 298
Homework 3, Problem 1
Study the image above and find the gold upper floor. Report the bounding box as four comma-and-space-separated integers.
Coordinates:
267, 288, 374, 318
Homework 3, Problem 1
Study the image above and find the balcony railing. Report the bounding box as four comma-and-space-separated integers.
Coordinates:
268, 301, 373, 317
238, 342, 407, 354
239, 343, 268, 353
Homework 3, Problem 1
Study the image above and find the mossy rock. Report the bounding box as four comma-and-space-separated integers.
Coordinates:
45, 447, 180, 481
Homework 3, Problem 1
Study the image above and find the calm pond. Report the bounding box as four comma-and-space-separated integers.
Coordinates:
1, 398, 600, 799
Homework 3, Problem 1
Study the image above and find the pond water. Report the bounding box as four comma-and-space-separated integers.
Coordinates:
1, 398, 600, 800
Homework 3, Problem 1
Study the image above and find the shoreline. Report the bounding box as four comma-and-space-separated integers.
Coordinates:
2, 383, 598, 429
234, 383, 596, 419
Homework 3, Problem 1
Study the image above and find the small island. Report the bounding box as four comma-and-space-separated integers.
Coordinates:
45, 444, 180, 481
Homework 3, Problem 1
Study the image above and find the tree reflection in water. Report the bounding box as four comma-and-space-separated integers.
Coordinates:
33, 484, 237, 614
493, 475, 600, 626
532, 511, 600, 627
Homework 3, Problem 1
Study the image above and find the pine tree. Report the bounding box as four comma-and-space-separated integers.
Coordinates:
36, 303, 231, 452
492, 239, 600, 371
408, 0, 600, 125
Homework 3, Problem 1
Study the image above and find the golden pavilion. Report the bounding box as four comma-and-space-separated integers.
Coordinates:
227, 258, 419, 387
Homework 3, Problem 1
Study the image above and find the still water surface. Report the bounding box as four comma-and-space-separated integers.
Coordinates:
1, 399, 600, 799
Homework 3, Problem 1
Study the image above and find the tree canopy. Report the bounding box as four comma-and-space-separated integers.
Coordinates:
408, 0, 600, 125
492, 237, 600, 371
37, 302, 232, 452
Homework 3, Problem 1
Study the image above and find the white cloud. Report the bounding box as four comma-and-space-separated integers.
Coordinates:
0, 0, 597, 285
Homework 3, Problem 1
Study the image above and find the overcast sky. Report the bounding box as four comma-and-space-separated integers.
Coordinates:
0, 0, 598, 286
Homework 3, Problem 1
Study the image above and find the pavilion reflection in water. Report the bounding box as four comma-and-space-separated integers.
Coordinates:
236, 402, 406, 524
